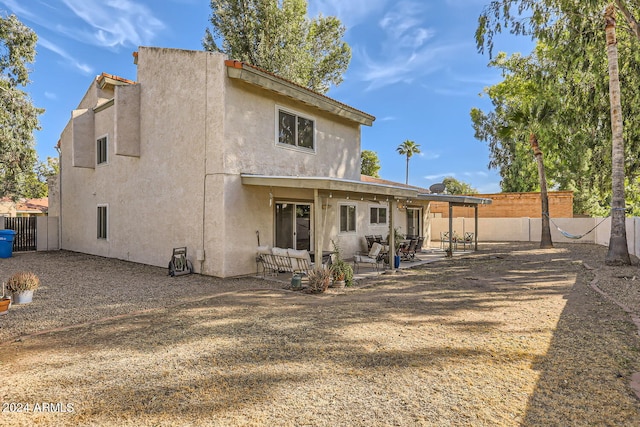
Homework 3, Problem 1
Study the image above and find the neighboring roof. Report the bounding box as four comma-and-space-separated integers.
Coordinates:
16, 198, 48, 213
0, 198, 48, 214
225, 60, 375, 127
360, 175, 429, 192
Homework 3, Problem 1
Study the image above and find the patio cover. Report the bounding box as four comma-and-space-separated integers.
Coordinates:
241, 174, 492, 267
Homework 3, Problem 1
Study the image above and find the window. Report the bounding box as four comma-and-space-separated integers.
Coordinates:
370, 207, 387, 225
278, 109, 314, 150
97, 205, 108, 239
97, 136, 108, 164
339, 204, 356, 233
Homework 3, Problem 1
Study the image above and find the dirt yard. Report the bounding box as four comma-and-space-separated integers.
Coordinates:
1, 243, 640, 426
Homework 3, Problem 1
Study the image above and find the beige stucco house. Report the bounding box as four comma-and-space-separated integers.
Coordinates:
53, 46, 489, 277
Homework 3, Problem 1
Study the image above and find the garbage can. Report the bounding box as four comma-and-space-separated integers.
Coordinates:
0, 229, 16, 258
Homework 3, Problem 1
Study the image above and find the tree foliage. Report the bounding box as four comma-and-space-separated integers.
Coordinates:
360, 149, 381, 178
0, 14, 42, 200
203, 0, 351, 94
473, 2, 640, 217
442, 177, 477, 195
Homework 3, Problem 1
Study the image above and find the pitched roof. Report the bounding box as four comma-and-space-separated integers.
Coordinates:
224, 59, 375, 126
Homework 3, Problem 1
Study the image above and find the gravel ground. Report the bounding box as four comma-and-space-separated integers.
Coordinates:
1, 243, 639, 426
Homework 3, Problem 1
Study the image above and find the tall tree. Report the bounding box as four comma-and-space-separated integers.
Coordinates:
360, 149, 381, 178
396, 140, 421, 185
203, 0, 351, 94
476, 1, 640, 264
604, 3, 631, 265
442, 177, 477, 195
0, 14, 42, 199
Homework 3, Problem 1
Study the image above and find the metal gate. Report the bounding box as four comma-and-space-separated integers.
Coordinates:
4, 217, 37, 252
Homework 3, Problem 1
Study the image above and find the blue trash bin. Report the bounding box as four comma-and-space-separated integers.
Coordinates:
394, 255, 401, 269
0, 229, 16, 258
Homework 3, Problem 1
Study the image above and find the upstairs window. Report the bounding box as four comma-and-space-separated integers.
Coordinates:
278, 108, 314, 151
97, 136, 108, 164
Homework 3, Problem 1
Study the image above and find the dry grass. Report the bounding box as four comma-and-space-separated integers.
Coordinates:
1, 243, 639, 426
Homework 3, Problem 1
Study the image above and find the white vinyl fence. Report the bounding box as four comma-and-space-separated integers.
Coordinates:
430, 216, 640, 259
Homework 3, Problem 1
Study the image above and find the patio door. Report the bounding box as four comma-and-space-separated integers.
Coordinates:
406, 208, 421, 238
275, 203, 312, 250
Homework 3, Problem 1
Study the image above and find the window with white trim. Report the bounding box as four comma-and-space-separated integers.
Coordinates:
97, 205, 108, 239
97, 136, 108, 164
370, 206, 387, 225
277, 108, 315, 150
339, 204, 356, 233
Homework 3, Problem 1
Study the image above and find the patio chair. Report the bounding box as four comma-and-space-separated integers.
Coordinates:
365, 235, 376, 251
459, 232, 474, 251
415, 236, 425, 253
353, 242, 384, 273
399, 238, 418, 261
440, 231, 457, 251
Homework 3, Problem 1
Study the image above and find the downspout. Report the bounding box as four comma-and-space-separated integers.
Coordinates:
200, 55, 209, 274
57, 144, 62, 251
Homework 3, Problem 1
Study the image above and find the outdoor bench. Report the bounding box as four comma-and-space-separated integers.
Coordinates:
256, 246, 313, 277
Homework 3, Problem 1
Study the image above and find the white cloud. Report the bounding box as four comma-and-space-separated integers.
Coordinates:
61, 0, 165, 48
38, 37, 94, 75
353, 1, 471, 91
44, 91, 57, 100
424, 173, 456, 181
379, 2, 435, 50
308, 0, 388, 28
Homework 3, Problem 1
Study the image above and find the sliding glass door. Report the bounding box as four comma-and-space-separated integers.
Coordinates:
275, 203, 312, 250
406, 208, 421, 238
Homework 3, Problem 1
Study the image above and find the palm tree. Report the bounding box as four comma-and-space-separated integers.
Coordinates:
604, 3, 631, 265
396, 140, 421, 185
499, 100, 555, 248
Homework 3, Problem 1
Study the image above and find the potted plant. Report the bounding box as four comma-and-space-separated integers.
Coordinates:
306, 268, 331, 294
329, 240, 354, 288
0, 282, 10, 315
6, 271, 40, 304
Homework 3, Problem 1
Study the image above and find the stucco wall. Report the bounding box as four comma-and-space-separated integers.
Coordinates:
58, 47, 375, 277
59, 48, 208, 270
221, 77, 361, 179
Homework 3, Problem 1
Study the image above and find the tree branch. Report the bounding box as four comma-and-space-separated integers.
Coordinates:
614, 0, 640, 41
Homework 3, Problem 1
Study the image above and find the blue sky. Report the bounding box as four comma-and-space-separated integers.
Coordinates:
1, 0, 532, 193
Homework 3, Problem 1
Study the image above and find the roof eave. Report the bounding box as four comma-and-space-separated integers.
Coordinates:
241, 174, 423, 198
226, 63, 375, 127
417, 193, 493, 205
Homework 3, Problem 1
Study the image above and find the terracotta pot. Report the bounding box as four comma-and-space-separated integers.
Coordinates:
0, 297, 10, 315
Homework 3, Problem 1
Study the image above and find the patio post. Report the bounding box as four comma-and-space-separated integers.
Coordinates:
314, 189, 323, 268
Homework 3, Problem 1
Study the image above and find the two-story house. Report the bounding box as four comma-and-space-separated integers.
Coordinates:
53, 46, 488, 277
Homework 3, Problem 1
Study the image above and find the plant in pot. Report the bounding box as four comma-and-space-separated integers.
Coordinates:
330, 259, 354, 288
329, 240, 354, 288
306, 268, 331, 294
6, 271, 40, 305
0, 282, 10, 315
